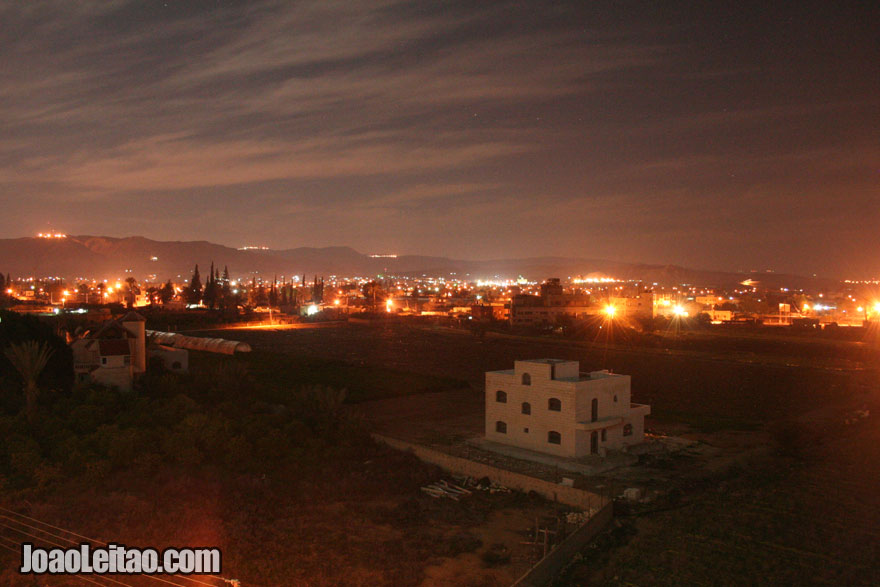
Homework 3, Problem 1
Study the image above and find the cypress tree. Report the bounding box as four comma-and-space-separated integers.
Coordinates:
188, 264, 202, 304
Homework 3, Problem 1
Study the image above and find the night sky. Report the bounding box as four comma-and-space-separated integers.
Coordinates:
2, 1, 877, 277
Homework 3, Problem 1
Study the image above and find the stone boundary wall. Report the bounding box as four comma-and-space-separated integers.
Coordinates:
372, 434, 607, 511
511, 501, 613, 587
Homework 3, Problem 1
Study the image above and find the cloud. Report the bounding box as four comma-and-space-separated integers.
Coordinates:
0, 0, 876, 276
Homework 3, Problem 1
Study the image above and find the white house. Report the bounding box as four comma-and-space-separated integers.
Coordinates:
485, 359, 650, 458
71, 313, 146, 392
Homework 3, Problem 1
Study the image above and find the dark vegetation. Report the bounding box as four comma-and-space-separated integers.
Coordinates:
0, 309, 73, 400
218, 349, 470, 403
0, 353, 368, 493
0, 313, 514, 585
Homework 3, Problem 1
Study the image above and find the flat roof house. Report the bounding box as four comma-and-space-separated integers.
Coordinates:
485, 359, 650, 458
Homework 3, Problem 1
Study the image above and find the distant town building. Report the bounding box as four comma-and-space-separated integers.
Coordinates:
485, 359, 650, 458
609, 292, 654, 320
509, 278, 593, 327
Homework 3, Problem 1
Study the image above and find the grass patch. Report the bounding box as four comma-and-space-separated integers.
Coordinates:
190, 349, 470, 403
649, 409, 763, 432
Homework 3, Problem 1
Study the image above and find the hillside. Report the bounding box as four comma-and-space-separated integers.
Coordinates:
0, 235, 835, 288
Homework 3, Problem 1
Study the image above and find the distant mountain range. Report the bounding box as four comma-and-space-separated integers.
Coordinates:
0, 235, 836, 289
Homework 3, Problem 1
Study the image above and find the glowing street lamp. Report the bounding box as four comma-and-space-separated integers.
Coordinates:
672, 305, 688, 318
603, 305, 616, 318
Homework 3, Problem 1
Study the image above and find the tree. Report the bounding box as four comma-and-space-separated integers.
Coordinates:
145, 286, 159, 307
124, 277, 139, 308
361, 281, 385, 313
4, 340, 54, 424
268, 276, 278, 307
186, 264, 203, 305
160, 280, 175, 304
77, 283, 90, 303
203, 262, 218, 309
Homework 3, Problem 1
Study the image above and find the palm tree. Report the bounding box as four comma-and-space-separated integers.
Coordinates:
4, 340, 54, 425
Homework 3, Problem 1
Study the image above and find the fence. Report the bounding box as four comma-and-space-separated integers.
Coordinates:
511, 500, 612, 586
372, 434, 608, 512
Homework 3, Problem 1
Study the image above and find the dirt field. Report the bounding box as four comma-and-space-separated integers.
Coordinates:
197, 322, 880, 585
0, 443, 562, 587
203, 322, 876, 431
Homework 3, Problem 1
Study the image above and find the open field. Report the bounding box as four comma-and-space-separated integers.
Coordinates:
188, 343, 469, 403
196, 322, 877, 431
3, 322, 876, 585
195, 322, 880, 584
0, 445, 559, 586
560, 415, 880, 585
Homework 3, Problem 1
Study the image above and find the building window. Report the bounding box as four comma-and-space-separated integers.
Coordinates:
548, 431, 561, 445
591, 398, 598, 422
548, 398, 561, 411
496, 390, 507, 403
101, 357, 107, 365
524, 427, 529, 433
521, 373, 531, 385
623, 423, 633, 436
613, 395, 618, 403
521, 402, 531, 415
601, 429, 607, 442
496, 421, 507, 434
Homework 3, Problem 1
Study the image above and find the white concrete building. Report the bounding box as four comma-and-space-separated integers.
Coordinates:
71, 318, 142, 393
485, 359, 650, 458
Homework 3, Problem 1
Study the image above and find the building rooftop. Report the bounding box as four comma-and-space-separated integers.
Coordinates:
98, 339, 131, 356
121, 311, 146, 322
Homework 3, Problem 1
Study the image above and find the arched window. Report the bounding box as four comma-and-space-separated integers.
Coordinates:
613, 394, 618, 403
495, 390, 507, 403
548, 398, 561, 411
521, 402, 531, 415
623, 423, 633, 436
548, 430, 561, 445
591, 398, 598, 422
521, 373, 531, 385
496, 421, 507, 434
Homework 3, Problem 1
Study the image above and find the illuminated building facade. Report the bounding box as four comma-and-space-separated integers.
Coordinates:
485, 359, 650, 458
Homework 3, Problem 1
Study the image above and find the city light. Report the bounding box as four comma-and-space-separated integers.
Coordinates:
672, 305, 688, 317
572, 276, 618, 284
603, 305, 616, 318
386, 298, 393, 312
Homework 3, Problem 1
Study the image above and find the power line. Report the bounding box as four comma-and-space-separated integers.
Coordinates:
0, 522, 133, 587
0, 514, 92, 548
0, 532, 127, 587
0, 506, 225, 584
0, 508, 223, 587
0, 505, 102, 544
